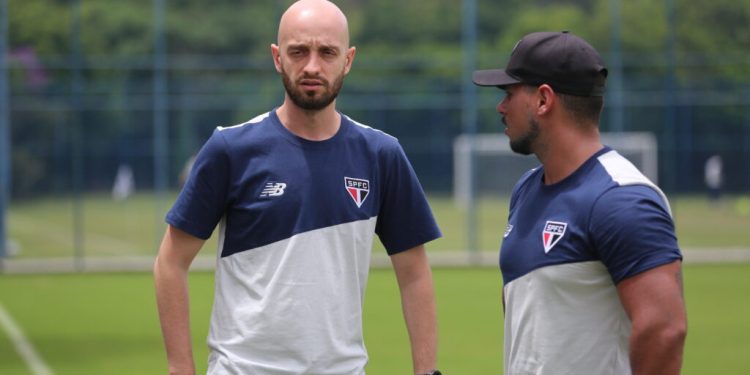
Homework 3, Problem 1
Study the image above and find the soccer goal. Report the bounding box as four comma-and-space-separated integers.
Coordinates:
453, 132, 659, 206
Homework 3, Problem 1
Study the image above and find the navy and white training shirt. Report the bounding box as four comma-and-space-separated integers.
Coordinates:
499, 147, 682, 375
166, 109, 441, 375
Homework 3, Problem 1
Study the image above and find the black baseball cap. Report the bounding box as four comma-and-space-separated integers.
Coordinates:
473, 31, 608, 97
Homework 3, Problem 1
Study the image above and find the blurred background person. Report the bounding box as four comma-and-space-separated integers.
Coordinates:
704, 154, 723, 206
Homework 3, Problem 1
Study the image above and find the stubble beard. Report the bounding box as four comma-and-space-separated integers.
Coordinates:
508, 116, 540, 156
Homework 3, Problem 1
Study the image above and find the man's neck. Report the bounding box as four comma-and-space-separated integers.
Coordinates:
276, 101, 341, 141
538, 131, 603, 185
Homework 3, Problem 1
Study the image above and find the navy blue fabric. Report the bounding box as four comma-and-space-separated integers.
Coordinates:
500, 147, 682, 284
166, 110, 441, 257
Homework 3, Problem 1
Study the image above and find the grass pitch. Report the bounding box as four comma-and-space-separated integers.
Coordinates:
2, 192, 749, 373
1, 264, 749, 374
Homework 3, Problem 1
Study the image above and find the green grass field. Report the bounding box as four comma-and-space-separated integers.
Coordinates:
6, 193, 750, 259
3, 193, 749, 373
0, 264, 749, 374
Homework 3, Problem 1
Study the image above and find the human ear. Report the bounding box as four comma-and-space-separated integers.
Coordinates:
537, 84, 555, 115
344, 46, 356, 75
271, 44, 282, 73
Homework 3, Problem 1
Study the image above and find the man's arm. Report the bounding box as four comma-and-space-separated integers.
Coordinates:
616, 260, 687, 375
390, 245, 438, 375
153, 225, 206, 375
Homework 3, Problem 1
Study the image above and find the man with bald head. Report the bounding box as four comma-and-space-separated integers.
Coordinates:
154, 1, 442, 374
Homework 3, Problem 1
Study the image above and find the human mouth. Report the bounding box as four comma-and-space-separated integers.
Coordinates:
299, 78, 325, 89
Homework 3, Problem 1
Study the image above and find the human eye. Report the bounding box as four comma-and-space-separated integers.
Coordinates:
321, 47, 338, 57
288, 47, 307, 57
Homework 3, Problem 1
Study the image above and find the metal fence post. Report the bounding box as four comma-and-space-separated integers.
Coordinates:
153, 0, 169, 250
0, 0, 9, 264
608, 0, 624, 133
71, 0, 85, 271
663, 0, 677, 193
462, 0, 479, 263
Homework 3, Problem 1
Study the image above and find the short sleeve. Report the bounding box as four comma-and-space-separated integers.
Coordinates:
589, 185, 682, 283
166, 129, 231, 239
374, 141, 442, 254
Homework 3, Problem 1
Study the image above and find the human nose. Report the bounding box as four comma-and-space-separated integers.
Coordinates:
303, 54, 321, 75
496, 98, 507, 115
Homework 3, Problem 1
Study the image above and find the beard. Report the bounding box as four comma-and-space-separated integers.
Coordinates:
281, 68, 345, 111
508, 116, 540, 156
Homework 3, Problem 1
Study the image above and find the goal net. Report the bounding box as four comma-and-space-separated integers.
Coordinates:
453, 132, 659, 206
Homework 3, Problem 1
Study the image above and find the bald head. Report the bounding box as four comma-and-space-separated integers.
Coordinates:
278, 0, 350, 48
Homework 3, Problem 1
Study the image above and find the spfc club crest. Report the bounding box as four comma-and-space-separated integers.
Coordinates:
345, 177, 369, 208
542, 220, 567, 253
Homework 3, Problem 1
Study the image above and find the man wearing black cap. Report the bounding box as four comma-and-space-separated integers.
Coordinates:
473, 31, 687, 374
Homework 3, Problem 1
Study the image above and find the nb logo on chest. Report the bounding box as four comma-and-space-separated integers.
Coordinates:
260, 182, 287, 198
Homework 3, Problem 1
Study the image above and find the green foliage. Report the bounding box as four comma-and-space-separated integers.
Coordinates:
675, 0, 750, 84
7, 0, 749, 82
619, 0, 669, 52
4, 0, 750, 198
7, 0, 282, 58
8, 0, 71, 56
677, 0, 750, 54
166, 1, 278, 56
356, 0, 462, 45
24, 0, 745, 62
491, 4, 592, 50
80, 0, 154, 57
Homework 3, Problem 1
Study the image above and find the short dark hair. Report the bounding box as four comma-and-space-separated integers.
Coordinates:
557, 93, 603, 126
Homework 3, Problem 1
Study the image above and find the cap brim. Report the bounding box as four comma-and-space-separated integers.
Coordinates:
472, 69, 521, 87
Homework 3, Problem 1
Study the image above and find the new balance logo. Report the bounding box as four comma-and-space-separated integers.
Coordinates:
259, 182, 287, 198
503, 224, 514, 238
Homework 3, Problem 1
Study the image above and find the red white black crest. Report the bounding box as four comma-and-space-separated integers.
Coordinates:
542, 220, 567, 253
345, 177, 369, 208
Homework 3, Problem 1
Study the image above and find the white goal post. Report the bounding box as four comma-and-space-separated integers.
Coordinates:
453, 132, 659, 205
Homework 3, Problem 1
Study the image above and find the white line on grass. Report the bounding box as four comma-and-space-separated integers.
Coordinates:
0, 302, 55, 375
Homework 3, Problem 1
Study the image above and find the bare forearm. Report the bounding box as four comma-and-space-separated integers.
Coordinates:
392, 247, 438, 374
154, 256, 196, 375
400, 278, 438, 374
630, 323, 686, 375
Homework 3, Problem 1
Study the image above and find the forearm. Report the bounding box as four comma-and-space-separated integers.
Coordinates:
154, 255, 196, 375
629, 322, 686, 375
400, 275, 438, 374
392, 247, 438, 374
